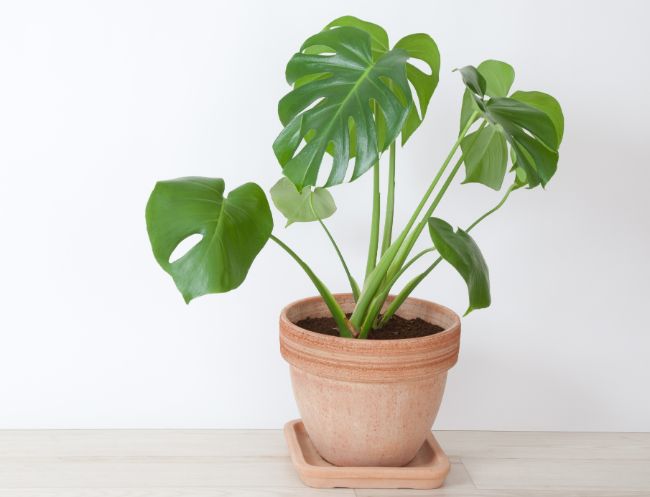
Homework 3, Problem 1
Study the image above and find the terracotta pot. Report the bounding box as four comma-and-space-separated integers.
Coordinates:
279, 294, 461, 467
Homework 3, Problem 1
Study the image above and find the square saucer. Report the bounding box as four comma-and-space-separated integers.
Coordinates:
284, 419, 450, 489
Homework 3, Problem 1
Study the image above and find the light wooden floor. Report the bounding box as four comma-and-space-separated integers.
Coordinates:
0, 430, 648, 496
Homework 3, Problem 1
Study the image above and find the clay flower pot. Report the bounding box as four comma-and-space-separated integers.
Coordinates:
279, 294, 461, 467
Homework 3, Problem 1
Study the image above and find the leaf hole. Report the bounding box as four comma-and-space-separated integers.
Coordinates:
169, 233, 203, 263
409, 58, 433, 76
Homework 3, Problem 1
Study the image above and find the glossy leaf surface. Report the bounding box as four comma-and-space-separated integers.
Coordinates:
273, 26, 411, 189
270, 177, 336, 226
428, 217, 490, 315
146, 177, 273, 303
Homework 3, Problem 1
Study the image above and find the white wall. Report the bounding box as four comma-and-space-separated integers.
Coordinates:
1, 0, 649, 431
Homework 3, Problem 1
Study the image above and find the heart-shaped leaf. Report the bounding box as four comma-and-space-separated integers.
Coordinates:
428, 217, 490, 315
270, 177, 336, 226
273, 26, 412, 189
146, 177, 273, 303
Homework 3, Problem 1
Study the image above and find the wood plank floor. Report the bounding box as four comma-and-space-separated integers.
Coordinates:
0, 430, 648, 496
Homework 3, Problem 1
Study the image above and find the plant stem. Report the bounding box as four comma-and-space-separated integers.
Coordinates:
466, 184, 517, 233
349, 112, 480, 331
379, 258, 442, 327
386, 120, 486, 282
316, 217, 361, 301
270, 234, 355, 338
364, 161, 381, 284
381, 143, 396, 255
379, 183, 518, 326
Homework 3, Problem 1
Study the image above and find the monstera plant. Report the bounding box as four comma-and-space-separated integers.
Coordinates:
146, 16, 563, 339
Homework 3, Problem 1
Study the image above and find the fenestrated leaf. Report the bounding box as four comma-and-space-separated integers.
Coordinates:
270, 177, 336, 226
146, 177, 273, 303
273, 26, 411, 189
428, 217, 490, 315
395, 33, 440, 143
460, 125, 508, 190
511, 90, 564, 143
477, 60, 515, 97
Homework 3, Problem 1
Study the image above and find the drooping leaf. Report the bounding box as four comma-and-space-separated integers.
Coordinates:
145, 177, 273, 303
486, 97, 559, 187
273, 26, 411, 189
477, 60, 515, 97
511, 90, 564, 143
270, 177, 336, 226
428, 217, 490, 315
460, 125, 508, 190
395, 33, 440, 143
457, 63, 562, 188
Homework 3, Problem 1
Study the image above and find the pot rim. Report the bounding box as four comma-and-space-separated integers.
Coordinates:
280, 293, 460, 348
279, 294, 461, 382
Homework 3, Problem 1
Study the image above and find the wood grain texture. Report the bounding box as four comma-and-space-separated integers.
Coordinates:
0, 430, 648, 497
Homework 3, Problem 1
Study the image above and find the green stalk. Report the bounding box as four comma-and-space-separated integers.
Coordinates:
312, 209, 361, 301
381, 143, 396, 255
379, 258, 442, 326
364, 160, 381, 284
349, 112, 480, 331
386, 120, 486, 282
270, 235, 355, 338
379, 183, 518, 326
358, 247, 436, 338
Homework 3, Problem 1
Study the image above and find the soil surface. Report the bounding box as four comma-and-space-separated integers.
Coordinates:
295, 314, 444, 340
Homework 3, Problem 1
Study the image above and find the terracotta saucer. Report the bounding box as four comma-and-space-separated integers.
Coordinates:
284, 419, 451, 489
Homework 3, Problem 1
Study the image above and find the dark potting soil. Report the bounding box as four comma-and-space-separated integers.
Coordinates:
295, 314, 444, 340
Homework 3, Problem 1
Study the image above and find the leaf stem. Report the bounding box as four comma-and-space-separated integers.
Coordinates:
379, 182, 518, 326
364, 161, 381, 284
310, 199, 360, 301
349, 111, 480, 331
381, 143, 396, 255
270, 234, 355, 338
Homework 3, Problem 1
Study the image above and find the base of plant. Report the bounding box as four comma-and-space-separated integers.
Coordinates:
284, 419, 450, 489
296, 313, 444, 340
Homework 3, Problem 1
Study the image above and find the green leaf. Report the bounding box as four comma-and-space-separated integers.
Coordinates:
145, 177, 273, 303
428, 218, 490, 315
325, 16, 389, 59
459, 60, 513, 132
270, 177, 336, 226
460, 125, 508, 190
511, 90, 564, 143
455, 65, 486, 97
273, 26, 411, 189
459, 89, 480, 133
395, 33, 440, 143
486, 97, 559, 187
477, 60, 515, 97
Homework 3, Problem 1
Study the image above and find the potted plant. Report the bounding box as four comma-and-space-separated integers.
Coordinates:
146, 15, 563, 472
